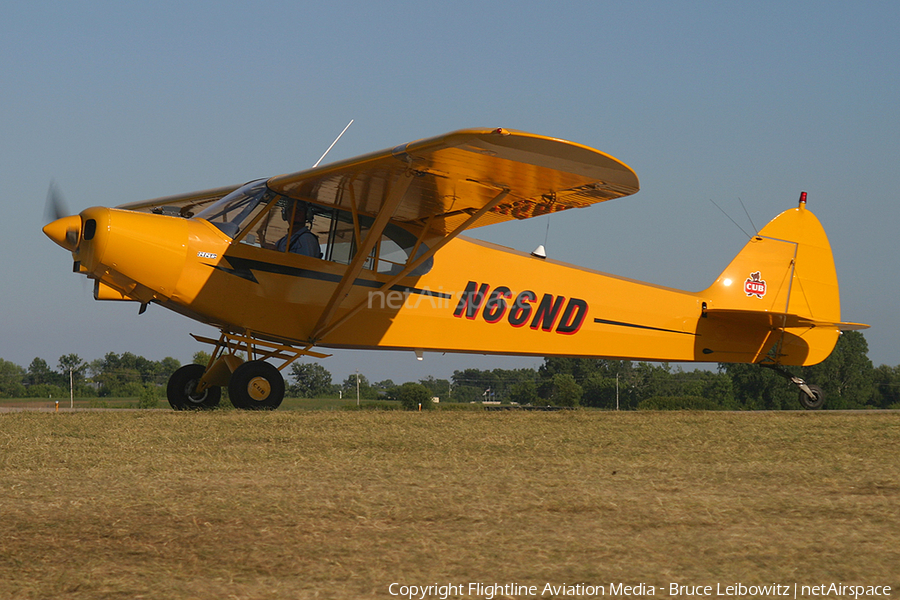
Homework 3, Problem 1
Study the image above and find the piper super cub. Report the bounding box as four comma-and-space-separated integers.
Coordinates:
43, 128, 868, 410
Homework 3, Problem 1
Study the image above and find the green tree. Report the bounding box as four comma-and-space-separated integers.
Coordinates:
388, 382, 433, 410
374, 379, 396, 391
419, 376, 450, 401
664, 368, 735, 409
720, 363, 795, 410
137, 384, 161, 409
290, 362, 333, 398
507, 379, 539, 405
0, 359, 26, 398
538, 357, 595, 382
546, 373, 582, 407
192, 351, 212, 366
697, 370, 736, 409
873, 364, 900, 408
538, 358, 635, 407
27, 357, 57, 386
91, 352, 138, 396
801, 331, 875, 408
451, 368, 499, 403
342, 373, 380, 400
538, 357, 631, 380
491, 368, 539, 401
451, 367, 539, 403
722, 332, 877, 410
90, 352, 179, 397
631, 362, 674, 400
159, 357, 181, 377
57, 354, 87, 387
582, 372, 618, 408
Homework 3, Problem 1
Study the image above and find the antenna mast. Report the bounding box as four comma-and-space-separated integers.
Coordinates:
313, 120, 354, 168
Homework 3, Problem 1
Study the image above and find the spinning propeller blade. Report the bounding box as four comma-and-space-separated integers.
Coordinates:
44, 181, 70, 223
42, 181, 81, 251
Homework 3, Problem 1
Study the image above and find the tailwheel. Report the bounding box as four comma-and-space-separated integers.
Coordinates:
798, 383, 825, 410
229, 360, 285, 411
761, 363, 826, 410
167, 364, 221, 410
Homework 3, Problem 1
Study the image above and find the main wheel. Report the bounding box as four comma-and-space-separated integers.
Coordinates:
167, 364, 221, 410
228, 360, 285, 410
798, 383, 825, 410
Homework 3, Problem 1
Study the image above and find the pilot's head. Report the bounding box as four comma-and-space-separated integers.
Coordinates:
282, 200, 310, 224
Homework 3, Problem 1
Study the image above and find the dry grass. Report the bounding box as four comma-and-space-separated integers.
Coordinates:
0, 411, 898, 599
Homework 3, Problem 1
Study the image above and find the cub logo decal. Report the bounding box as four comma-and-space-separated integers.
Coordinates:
744, 272, 767, 298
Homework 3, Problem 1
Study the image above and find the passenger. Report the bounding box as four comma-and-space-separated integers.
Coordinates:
276, 201, 321, 257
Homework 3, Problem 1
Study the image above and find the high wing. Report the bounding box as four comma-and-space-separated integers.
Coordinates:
114, 128, 640, 343
116, 128, 640, 230
268, 127, 640, 234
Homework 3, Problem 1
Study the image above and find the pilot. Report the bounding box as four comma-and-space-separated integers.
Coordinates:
276, 200, 321, 257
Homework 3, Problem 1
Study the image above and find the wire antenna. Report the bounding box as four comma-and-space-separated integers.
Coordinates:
709, 199, 753, 239
738, 197, 759, 236
313, 119, 354, 168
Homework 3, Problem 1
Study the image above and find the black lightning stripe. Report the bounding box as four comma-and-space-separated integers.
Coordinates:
207, 255, 452, 299
593, 318, 697, 336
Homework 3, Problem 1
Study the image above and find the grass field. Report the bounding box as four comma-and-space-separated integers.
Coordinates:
0, 411, 897, 599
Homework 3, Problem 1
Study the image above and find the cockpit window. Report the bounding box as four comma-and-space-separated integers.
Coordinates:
193, 179, 272, 239
194, 180, 432, 276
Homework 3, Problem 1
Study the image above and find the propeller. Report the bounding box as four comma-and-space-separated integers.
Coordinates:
42, 181, 81, 251
44, 180, 71, 223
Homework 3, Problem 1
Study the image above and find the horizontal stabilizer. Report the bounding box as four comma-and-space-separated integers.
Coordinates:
705, 309, 870, 332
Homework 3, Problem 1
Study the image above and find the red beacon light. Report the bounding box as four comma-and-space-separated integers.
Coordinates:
799, 191, 807, 207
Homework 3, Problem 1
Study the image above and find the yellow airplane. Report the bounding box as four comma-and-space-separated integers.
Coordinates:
43, 128, 867, 411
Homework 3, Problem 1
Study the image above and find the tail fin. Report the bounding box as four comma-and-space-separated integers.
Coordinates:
700, 196, 866, 366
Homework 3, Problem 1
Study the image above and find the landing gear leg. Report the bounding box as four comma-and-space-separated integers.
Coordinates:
761, 364, 825, 410
173, 330, 329, 411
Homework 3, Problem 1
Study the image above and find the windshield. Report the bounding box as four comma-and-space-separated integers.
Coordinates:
194, 179, 272, 238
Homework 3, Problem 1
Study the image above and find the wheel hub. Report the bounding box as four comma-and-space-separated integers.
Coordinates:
247, 376, 271, 401
185, 380, 207, 404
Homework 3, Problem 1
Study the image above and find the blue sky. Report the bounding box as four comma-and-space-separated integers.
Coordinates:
2, 1, 898, 384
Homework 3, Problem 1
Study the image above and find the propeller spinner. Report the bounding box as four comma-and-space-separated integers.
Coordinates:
43, 182, 80, 251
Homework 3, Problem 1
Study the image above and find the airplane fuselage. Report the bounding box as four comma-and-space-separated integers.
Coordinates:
72, 204, 835, 367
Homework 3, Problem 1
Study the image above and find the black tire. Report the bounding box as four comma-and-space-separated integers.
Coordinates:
228, 360, 284, 410
167, 364, 221, 410
798, 383, 825, 410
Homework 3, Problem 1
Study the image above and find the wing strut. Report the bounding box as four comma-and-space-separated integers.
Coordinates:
310, 187, 511, 343
308, 172, 414, 342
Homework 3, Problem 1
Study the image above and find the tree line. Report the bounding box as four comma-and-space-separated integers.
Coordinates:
2, 332, 898, 409
0, 352, 181, 399
289, 332, 900, 410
